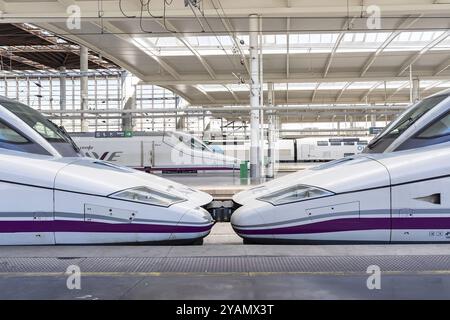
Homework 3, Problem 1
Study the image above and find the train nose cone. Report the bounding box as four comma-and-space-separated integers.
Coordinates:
181, 207, 214, 225
230, 205, 264, 237
174, 207, 214, 244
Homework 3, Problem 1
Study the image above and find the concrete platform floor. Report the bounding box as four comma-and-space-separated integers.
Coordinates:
2, 223, 450, 299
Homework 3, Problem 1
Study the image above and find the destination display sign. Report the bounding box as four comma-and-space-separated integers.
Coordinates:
94, 131, 133, 138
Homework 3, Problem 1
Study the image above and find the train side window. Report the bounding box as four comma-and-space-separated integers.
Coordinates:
0, 121, 28, 144
330, 142, 341, 146
397, 111, 450, 151
343, 141, 355, 146
317, 141, 328, 146
357, 141, 368, 145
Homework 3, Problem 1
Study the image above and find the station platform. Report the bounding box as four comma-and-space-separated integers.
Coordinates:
156, 172, 263, 200
155, 163, 316, 200
2, 223, 450, 299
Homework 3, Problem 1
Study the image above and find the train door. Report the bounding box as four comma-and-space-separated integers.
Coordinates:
158, 133, 177, 167
391, 112, 450, 242
142, 141, 155, 168
298, 143, 311, 161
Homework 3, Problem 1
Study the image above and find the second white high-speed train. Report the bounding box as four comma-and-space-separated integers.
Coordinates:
0, 96, 214, 245
231, 89, 450, 243
72, 131, 239, 173
207, 137, 369, 163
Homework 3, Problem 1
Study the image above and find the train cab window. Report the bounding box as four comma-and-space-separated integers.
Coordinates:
397, 111, 450, 151
364, 95, 448, 153
317, 141, 328, 146
191, 136, 213, 152
33, 121, 62, 140
0, 120, 50, 155
0, 121, 28, 144
191, 138, 207, 151
170, 132, 212, 152
0, 100, 80, 157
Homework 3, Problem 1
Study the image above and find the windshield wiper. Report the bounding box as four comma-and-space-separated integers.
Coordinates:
58, 125, 81, 154
48, 120, 81, 154
367, 116, 416, 149
367, 136, 382, 149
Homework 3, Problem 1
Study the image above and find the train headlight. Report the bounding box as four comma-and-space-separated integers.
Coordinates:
257, 185, 334, 206
109, 186, 187, 207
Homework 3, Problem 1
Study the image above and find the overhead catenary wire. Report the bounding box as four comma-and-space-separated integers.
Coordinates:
212, 0, 251, 77
185, 0, 206, 32
119, 0, 136, 18
124, 0, 176, 34
146, 0, 163, 19
186, 2, 241, 72
162, 0, 178, 33
136, 0, 161, 33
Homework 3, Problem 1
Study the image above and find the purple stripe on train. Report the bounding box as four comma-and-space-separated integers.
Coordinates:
233, 217, 450, 235
0, 220, 213, 233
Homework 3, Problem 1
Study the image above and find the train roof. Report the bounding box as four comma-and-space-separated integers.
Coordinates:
426, 88, 450, 98
70, 131, 192, 137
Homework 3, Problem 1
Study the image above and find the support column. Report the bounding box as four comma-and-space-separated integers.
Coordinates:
80, 46, 89, 132
370, 114, 376, 127
412, 78, 420, 102
176, 113, 186, 130
59, 66, 66, 111
121, 89, 136, 131
249, 14, 261, 179
121, 72, 136, 132
266, 82, 277, 178
259, 15, 265, 178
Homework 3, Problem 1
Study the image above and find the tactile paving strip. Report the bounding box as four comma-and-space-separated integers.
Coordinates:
0, 255, 450, 273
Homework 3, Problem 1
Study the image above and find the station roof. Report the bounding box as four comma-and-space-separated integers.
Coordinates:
1, 0, 450, 105
0, 22, 118, 75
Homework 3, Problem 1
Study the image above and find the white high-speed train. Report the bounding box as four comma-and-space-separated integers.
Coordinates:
72, 132, 239, 173
0, 96, 214, 245
231, 89, 450, 243
207, 137, 369, 163
363, 90, 450, 153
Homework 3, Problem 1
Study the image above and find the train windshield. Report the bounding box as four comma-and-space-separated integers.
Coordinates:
172, 132, 213, 152
0, 100, 80, 157
190, 136, 213, 152
365, 95, 448, 153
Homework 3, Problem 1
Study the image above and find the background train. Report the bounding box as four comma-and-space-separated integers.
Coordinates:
71, 133, 372, 172
71, 131, 239, 173
207, 137, 371, 162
